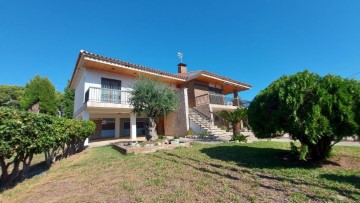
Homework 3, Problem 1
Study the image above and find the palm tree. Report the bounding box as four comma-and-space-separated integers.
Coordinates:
217, 108, 248, 136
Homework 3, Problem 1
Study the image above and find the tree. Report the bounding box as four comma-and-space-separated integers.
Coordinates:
61, 80, 75, 118
20, 75, 58, 115
0, 85, 24, 109
130, 77, 179, 140
217, 108, 248, 136
248, 70, 360, 160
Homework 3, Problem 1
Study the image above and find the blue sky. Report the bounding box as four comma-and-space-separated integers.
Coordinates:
1, 1, 359, 100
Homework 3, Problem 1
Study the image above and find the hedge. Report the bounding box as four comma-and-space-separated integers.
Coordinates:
0, 107, 95, 187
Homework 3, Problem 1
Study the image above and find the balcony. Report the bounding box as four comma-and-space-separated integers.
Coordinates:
195, 93, 241, 107
85, 87, 132, 105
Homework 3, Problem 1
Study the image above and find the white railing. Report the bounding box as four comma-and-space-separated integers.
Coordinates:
195, 93, 241, 106
85, 87, 132, 104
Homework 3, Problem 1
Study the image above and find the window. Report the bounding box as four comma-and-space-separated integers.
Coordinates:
101, 78, 122, 103
101, 118, 115, 138
101, 78, 122, 90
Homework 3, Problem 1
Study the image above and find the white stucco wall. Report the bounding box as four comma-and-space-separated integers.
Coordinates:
74, 70, 86, 115
73, 67, 179, 117
84, 69, 136, 92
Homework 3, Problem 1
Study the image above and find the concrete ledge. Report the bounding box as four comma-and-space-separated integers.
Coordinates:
113, 142, 192, 154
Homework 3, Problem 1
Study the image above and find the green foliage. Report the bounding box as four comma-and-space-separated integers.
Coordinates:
198, 131, 209, 139
130, 76, 179, 118
158, 135, 167, 140
230, 134, 248, 142
0, 107, 95, 187
61, 80, 75, 119
0, 85, 24, 110
248, 70, 360, 160
299, 145, 309, 161
186, 130, 193, 135
130, 76, 179, 140
20, 75, 58, 115
219, 125, 228, 131
217, 108, 247, 136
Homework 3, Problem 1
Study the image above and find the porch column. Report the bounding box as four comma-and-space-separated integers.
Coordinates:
233, 90, 239, 106
184, 88, 190, 131
130, 113, 137, 141
82, 111, 90, 146
115, 117, 120, 138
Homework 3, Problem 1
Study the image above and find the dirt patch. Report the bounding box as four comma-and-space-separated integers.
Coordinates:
321, 156, 360, 170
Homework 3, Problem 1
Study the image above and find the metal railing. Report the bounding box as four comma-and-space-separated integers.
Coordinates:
85, 87, 132, 104
195, 93, 241, 106
189, 108, 213, 124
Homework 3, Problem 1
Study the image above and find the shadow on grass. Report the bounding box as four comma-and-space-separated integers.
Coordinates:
200, 145, 312, 169
0, 160, 50, 192
320, 174, 360, 189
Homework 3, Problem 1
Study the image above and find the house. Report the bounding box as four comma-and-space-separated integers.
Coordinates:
70, 50, 251, 145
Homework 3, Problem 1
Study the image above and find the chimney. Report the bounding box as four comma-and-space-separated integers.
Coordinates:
178, 63, 187, 74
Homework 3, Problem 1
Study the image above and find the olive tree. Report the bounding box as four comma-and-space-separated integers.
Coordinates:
248, 70, 360, 160
130, 77, 179, 141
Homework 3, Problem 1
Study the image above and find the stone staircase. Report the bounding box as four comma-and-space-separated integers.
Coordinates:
188, 108, 230, 139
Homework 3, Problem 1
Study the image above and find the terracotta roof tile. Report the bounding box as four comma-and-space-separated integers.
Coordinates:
80, 50, 186, 80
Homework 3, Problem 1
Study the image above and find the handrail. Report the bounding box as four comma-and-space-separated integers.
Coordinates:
190, 108, 213, 123
195, 92, 241, 107
84, 87, 132, 104
86, 86, 131, 93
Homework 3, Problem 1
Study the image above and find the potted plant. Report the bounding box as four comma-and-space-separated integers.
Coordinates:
171, 136, 180, 144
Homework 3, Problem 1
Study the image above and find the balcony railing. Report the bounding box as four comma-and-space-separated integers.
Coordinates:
85, 87, 132, 104
195, 93, 241, 106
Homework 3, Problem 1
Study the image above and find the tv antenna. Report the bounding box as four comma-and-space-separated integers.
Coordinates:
177, 52, 183, 63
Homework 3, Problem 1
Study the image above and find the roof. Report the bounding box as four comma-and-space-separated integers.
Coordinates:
81, 50, 186, 79
70, 50, 252, 89
179, 70, 252, 88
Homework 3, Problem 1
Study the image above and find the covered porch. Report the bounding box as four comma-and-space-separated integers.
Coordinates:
76, 107, 159, 145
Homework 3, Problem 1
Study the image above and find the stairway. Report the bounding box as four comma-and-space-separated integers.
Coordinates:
188, 108, 230, 139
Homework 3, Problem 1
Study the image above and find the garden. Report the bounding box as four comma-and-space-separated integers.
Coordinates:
0, 141, 359, 202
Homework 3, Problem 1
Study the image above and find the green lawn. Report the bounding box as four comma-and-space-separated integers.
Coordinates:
1, 141, 359, 202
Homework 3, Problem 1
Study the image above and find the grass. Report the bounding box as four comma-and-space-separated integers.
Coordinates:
0, 141, 359, 202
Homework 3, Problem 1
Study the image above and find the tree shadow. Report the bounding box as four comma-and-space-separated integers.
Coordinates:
320, 174, 360, 189
0, 160, 50, 192
200, 145, 313, 169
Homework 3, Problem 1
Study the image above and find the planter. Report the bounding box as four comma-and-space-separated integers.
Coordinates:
113, 142, 192, 155
171, 139, 180, 144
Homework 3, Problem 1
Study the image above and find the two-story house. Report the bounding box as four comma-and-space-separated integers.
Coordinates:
70, 50, 251, 145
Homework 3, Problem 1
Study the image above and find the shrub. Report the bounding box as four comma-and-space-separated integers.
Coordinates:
230, 134, 248, 142
219, 125, 228, 131
0, 107, 95, 187
186, 130, 193, 135
248, 70, 360, 160
158, 135, 167, 140
198, 131, 209, 139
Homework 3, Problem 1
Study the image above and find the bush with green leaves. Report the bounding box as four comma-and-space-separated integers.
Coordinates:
0, 107, 95, 187
248, 70, 360, 160
230, 134, 248, 142
130, 76, 179, 141
20, 75, 58, 115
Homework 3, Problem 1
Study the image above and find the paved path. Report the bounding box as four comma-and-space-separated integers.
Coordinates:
87, 133, 359, 148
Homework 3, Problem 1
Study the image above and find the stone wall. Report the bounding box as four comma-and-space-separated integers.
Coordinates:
164, 88, 189, 137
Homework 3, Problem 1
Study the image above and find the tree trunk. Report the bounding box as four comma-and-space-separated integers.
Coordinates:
145, 117, 158, 141
232, 122, 241, 136
308, 137, 332, 160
